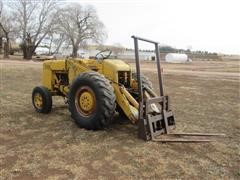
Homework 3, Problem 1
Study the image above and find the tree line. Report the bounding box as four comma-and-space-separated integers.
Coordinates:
126, 46, 218, 56
0, 0, 106, 59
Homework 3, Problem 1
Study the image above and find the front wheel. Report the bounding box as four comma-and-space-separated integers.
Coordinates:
32, 86, 52, 113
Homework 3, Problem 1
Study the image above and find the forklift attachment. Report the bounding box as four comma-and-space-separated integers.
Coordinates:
131, 35, 225, 142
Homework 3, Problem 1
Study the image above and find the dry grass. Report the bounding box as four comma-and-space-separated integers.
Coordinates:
0, 59, 239, 179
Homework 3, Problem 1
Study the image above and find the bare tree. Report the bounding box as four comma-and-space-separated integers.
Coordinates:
43, 32, 66, 55
0, 31, 3, 54
0, 0, 15, 58
56, 4, 107, 58
0, 0, 2, 54
8, 0, 57, 59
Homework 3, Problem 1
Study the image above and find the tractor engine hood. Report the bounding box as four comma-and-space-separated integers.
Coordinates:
102, 60, 131, 82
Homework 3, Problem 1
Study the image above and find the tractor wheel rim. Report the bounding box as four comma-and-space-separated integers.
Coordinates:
75, 86, 96, 117
34, 93, 43, 109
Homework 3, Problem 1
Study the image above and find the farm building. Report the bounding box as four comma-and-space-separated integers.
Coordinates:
117, 49, 155, 61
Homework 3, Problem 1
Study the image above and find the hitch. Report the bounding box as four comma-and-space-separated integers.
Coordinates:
131, 35, 225, 142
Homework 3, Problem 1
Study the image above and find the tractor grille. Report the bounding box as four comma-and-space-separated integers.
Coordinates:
118, 71, 130, 87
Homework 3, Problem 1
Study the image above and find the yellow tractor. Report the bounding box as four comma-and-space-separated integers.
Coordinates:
32, 36, 223, 142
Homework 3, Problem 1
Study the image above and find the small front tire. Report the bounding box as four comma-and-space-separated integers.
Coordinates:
32, 86, 52, 113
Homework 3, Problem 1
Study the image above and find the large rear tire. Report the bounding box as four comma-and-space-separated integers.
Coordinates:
68, 72, 116, 130
132, 72, 153, 90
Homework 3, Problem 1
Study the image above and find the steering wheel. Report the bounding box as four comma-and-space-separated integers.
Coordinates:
95, 49, 112, 61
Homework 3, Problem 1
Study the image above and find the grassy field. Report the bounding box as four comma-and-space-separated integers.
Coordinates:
0, 59, 239, 179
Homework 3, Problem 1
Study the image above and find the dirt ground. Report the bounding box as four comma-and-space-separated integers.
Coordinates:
0, 59, 239, 179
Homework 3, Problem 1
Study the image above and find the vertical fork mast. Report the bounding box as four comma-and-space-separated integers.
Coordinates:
133, 37, 144, 122
132, 35, 164, 96
132, 36, 163, 96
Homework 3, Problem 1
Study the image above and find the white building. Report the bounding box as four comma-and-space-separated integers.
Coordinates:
117, 50, 155, 61
165, 53, 191, 63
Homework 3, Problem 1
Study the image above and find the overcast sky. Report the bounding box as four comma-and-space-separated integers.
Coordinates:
78, 0, 239, 54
